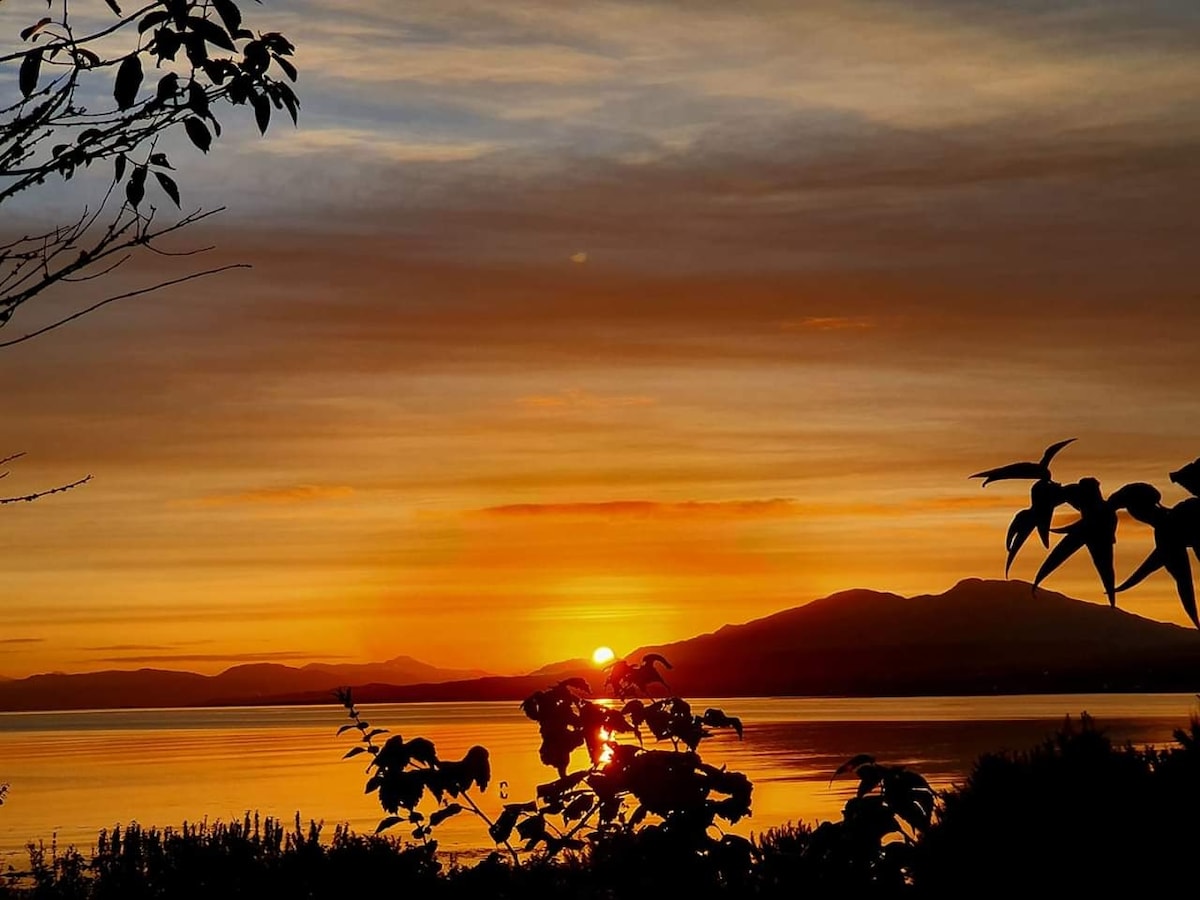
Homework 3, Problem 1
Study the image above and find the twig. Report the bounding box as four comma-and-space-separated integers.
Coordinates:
0, 264, 250, 349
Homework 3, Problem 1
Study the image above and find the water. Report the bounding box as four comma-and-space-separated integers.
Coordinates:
1, 694, 1197, 867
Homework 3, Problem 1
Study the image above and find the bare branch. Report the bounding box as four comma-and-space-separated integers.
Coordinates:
0, 264, 251, 349
0, 475, 93, 505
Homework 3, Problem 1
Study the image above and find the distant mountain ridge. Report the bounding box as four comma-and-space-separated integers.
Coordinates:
5, 580, 1200, 712
0, 656, 490, 713
273, 579, 1200, 705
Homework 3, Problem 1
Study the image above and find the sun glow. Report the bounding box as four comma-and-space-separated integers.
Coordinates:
592, 646, 615, 666
597, 726, 615, 767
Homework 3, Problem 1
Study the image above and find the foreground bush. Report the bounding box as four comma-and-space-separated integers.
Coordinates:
914, 714, 1200, 894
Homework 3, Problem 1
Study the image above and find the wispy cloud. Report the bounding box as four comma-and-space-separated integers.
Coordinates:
194, 485, 357, 507
517, 389, 656, 410
476, 499, 802, 519
94, 651, 354, 665
780, 317, 877, 332
0, 638, 44, 646
81, 644, 189, 653
256, 127, 500, 162
473, 494, 1032, 521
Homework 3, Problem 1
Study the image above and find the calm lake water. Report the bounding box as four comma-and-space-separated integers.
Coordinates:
2, 694, 1198, 867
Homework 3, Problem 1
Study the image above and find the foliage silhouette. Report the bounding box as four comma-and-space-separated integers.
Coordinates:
603, 653, 674, 698
334, 687, 500, 856
1, 0, 298, 344
1, 1, 299, 502
971, 438, 1075, 575
1113, 482, 1200, 627
914, 713, 1200, 894
338, 656, 752, 871
973, 439, 1200, 626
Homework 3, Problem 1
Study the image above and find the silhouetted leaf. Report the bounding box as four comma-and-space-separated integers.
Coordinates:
488, 807, 522, 844
343, 746, 367, 759
251, 91, 271, 133
365, 729, 388, 740
242, 39, 270, 74
105, 0, 123, 14
336, 723, 356, 736
276, 83, 299, 123
114, 154, 127, 183
375, 816, 402, 834
702, 708, 744, 739
856, 764, 885, 798
154, 172, 181, 207
18, 50, 42, 98
73, 48, 102, 68
138, 11, 170, 33
833, 754, 876, 780
153, 27, 182, 61
273, 53, 298, 81
378, 770, 426, 812
188, 81, 210, 118
20, 18, 52, 41
429, 804, 463, 826
212, 0, 243, 35
184, 117, 212, 153
149, 153, 173, 169
517, 813, 547, 848
125, 166, 147, 208
114, 55, 143, 110
406, 738, 439, 766
184, 32, 209, 66
187, 15, 236, 52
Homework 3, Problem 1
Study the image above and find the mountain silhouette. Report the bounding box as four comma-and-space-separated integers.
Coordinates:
6, 580, 1200, 712
276, 579, 1200, 705
0, 656, 490, 713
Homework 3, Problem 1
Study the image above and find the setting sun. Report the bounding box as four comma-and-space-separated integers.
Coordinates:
592, 646, 616, 666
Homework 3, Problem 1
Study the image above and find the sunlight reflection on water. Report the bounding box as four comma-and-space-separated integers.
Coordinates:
1, 694, 1196, 866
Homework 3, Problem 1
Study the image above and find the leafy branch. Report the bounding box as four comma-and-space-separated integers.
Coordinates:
1, 0, 299, 346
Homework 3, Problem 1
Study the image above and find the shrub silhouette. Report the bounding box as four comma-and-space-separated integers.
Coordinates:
914, 713, 1200, 894
337, 658, 752, 872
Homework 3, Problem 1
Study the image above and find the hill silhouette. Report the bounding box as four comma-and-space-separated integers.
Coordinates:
0, 656, 490, 712
6, 580, 1200, 711
275, 579, 1200, 705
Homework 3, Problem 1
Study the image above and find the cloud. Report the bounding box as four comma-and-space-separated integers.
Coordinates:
0, 638, 44, 646
570, 251, 588, 264
780, 317, 877, 332
94, 651, 355, 665
81, 644, 189, 653
472, 494, 1033, 522
475, 499, 803, 519
517, 389, 656, 410
194, 485, 357, 507
256, 128, 500, 162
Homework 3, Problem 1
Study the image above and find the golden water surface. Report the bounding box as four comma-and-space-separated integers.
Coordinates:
1, 694, 1196, 868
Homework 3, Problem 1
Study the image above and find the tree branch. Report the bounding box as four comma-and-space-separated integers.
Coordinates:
0, 264, 251, 349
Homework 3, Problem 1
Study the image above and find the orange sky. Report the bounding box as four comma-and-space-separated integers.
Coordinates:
1, 0, 1199, 677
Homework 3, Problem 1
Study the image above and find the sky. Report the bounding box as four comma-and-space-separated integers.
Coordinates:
1, 0, 1199, 677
